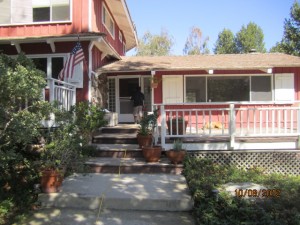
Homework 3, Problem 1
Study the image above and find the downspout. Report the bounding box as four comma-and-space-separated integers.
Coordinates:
88, 41, 96, 103
88, 0, 92, 32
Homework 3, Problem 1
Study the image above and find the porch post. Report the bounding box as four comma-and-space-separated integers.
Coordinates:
298, 104, 300, 148
160, 105, 166, 149
229, 103, 236, 149
48, 78, 55, 103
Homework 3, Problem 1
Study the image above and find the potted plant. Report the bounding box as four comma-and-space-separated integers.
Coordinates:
150, 76, 162, 88
138, 109, 162, 162
167, 117, 188, 135
166, 139, 186, 165
137, 117, 153, 148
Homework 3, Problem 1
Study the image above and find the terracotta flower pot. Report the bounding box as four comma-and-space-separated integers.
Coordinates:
40, 169, 63, 193
166, 150, 186, 165
142, 146, 162, 162
137, 134, 153, 148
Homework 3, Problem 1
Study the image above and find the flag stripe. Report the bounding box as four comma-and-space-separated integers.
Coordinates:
58, 42, 85, 80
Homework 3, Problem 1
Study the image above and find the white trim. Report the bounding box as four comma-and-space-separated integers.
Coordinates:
88, 0, 92, 32
119, 30, 123, 42
164, 141, 297, 151
88, 42, 95, 102
102, 2, 115, 40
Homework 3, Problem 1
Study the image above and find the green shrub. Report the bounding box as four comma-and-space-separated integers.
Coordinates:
183, 156, 300, 225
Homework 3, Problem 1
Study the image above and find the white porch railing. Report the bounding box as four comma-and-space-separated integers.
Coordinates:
157, 104, 300, 149
47, 78, 77, 111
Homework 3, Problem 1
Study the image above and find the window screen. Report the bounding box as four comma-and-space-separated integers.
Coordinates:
251, 76, 272, 101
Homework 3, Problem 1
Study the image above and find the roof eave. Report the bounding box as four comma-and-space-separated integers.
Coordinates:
105, 0, 138, 52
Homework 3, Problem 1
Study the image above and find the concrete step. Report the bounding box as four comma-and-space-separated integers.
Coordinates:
85, 157, 183, 174
100, 127, 139, 134
92, 133, 138, 145
90, 144, 143, 158
39, 173, 193, 212
24, 208, 195, 225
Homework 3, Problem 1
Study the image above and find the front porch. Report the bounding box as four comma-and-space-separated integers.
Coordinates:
154, 103, 300, 150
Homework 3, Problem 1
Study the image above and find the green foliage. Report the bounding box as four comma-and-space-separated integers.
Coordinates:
138, 109, 159, 137
183, 157, 300, 225
214, 29, 237, 54
0, 54, 107, 223
136, 30, 174, 56
172, 139, 184, 151
235, 22, 266, 53
72, 101, 107, 141
183, 26, 210, 55
214, 23, 266, 54
277, 1, 300, 56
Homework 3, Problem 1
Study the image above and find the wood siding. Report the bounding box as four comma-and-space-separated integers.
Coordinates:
153, 68, 300, 104
91, 0, 125, 56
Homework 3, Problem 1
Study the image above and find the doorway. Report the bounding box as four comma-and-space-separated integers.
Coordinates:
117, 76, 152, 123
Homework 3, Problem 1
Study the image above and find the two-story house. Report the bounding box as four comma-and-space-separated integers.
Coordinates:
0, 0, 137, 109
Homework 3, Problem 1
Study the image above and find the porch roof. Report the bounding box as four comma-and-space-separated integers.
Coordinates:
97, 53, 300, 74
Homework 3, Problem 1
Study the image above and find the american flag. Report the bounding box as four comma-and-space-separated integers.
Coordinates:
58, 42, 85, 80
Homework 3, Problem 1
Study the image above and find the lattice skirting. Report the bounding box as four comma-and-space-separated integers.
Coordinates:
189, 150, 300, 175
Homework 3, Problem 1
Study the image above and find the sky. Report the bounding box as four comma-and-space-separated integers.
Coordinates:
126, 0, 295, 56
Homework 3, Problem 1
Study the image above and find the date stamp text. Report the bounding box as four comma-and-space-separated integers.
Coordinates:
235, 189, 281, 198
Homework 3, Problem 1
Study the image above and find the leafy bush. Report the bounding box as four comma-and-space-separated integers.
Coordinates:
0, 54, 107, 224
183, 156, 300, 225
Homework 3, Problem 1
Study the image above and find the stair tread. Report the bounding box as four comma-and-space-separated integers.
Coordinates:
93, 133, 137, 139
85, 157, 181, 167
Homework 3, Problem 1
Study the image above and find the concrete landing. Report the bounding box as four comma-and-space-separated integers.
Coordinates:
39, 174, 193, 212
21, 208, 194, 225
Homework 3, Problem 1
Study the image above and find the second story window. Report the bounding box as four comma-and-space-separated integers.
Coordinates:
33, 0, 70, 22
0, 0, 70, 25
102, 4, 115, 38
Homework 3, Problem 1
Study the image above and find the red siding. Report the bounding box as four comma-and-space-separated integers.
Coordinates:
153, 68, 300, 104
91, 0, 125, 56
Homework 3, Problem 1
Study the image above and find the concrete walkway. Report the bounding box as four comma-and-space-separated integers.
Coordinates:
22, 174, 195, 225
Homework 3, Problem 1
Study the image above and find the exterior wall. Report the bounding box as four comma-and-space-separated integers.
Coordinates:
153, 68, 300, 104
0, 0, 89, 38
91, 0, 125, 56
148, 68, 300, 131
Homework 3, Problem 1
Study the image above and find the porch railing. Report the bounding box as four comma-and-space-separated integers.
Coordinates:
47, 78, 77, 111
157, 103, 300, 148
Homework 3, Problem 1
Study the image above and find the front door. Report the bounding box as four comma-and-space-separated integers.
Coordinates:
117, 76, 152, 123
118, 77, 140, 123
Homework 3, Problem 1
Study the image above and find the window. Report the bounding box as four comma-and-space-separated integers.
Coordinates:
251, 76, 272, 101
0, 0, 70, 25
102, 4, 115, 38
31, 56, 64, 79
119, 31, 123, 42
208, 76, 250, 102
184, 75, 274, 103
33, 0, 70, 22
185, 77, 206, 102
31, 55, 83, 88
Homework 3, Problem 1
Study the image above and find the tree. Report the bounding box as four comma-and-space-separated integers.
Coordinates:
278, 1, 300, 56
183, 26, 210, 55
136, 30, 174, 56
235, 22, 266, 53
269, 42, 285, 53
214, 29, 237, 54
